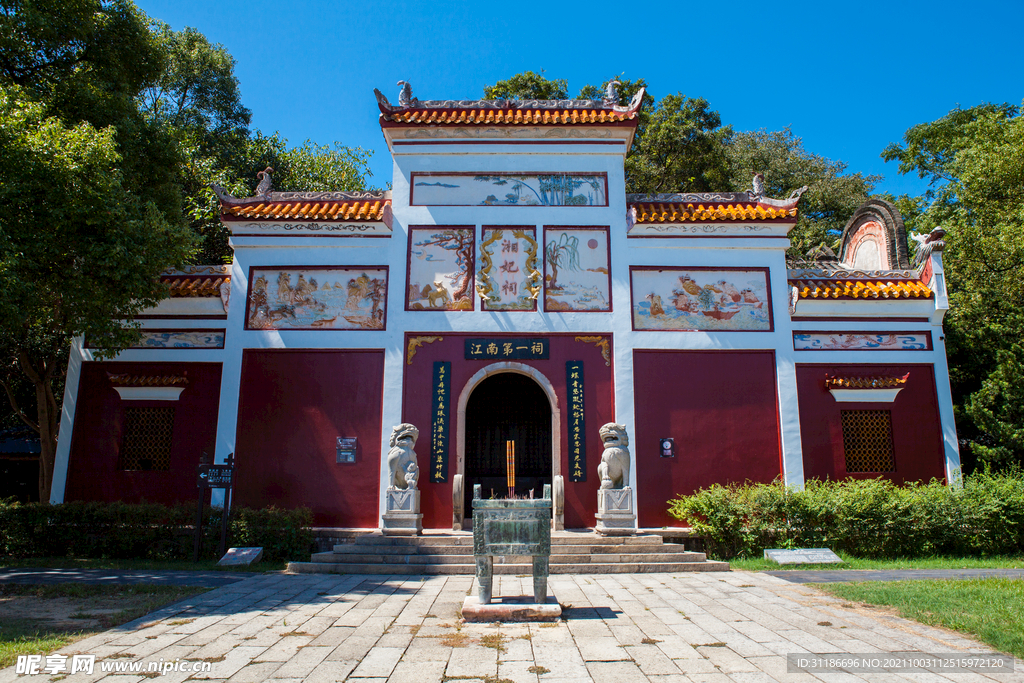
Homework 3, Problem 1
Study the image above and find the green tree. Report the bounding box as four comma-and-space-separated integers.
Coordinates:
884, 102, 1024, 470
725, 128, 879, 257
483, 70, 567, 100
0, 1, 198, 501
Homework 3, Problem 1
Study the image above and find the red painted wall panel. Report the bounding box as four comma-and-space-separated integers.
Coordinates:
235, 350, 384, 527
633, 350, 782, 528
796, 364, 946, 484
64, 362, 222, 505
402, 334, 614, 529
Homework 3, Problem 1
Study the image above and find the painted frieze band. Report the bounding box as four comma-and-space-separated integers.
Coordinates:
794, 332, 932, 351
86, 329, 226, 349
411, 172, 608, 207
245, 266, 387, 330
631, 267, 773, 332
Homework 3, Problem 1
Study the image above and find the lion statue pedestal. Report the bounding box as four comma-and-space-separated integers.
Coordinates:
594, 423, 636, 536
382, 423, 423, 536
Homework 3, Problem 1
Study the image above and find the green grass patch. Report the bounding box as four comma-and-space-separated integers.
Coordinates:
819, 578, 1024, 659
731, 554, 1024, 572
0, 584, 209, 669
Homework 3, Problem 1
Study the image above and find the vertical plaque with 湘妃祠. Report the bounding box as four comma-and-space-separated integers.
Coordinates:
431, 361, 451, 483
566, 361, 585, 482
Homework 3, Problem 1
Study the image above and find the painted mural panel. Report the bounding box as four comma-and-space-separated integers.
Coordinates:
631, 267, 773, 331
477, 227, 540, 311
543, 227, 612, 312
794, 332, 931, 351
245, 267, 387, 330
406, 227, 475, 311
411, 173, 607, 207
135, 330, 226, 349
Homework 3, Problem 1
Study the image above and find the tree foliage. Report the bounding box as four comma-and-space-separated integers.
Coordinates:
725, 129, 879, 255
483, 70, 567, 100
884, 103, 1024, 470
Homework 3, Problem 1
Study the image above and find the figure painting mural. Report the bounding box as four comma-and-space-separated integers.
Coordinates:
631, 267, 772, 331
477, 227, 540, 311
544, 227, 611, 312
407, 227, 475, 311
245, 267, 387, 330
411, 173, 607, 206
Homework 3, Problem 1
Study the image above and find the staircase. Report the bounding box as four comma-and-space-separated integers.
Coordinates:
287, 531, 729, 574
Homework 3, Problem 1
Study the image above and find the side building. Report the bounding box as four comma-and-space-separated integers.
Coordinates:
51, 87, 960, 530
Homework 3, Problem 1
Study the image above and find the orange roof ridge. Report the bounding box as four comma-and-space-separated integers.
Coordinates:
788, 278, 932, 300
825, 373, 910, 390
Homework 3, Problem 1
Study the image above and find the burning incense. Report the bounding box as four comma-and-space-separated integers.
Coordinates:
506, 440, 516, 497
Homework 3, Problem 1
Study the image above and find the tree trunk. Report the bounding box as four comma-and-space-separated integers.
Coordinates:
17, 350, 58, 503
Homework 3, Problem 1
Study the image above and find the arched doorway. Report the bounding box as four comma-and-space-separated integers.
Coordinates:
463, 372, 552, 519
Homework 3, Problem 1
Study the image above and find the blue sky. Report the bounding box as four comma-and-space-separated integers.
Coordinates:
138, 0, 1023, 198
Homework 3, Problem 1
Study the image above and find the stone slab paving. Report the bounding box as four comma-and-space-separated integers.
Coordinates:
1, 571, 1020, 683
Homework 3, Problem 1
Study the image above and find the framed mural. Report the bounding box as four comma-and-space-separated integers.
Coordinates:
477, 227, 540, 311
794, 332, 932, 351
543, 226, 612, 312
245, 266, 388, 330
410, 172, 608, 207
85, 329, 226, 349
406, 226, 475, 311
631, 267, 773, 332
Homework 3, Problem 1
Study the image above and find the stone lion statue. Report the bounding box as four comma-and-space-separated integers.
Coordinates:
597, 423, 630, 490
387, 423, 420, 490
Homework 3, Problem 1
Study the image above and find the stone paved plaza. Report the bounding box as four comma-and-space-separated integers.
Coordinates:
2, 571, 1020, 683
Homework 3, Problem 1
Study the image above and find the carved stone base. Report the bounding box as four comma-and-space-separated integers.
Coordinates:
382, 489, 422, 536
461, 594, 561, 623
595, 487, 636, 536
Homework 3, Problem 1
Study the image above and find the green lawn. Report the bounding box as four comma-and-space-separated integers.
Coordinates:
0, 584, 209, 669
729, 554, 1024, 572
819, 578, 1024, 660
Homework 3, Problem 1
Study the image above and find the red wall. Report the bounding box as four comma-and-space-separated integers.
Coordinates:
633, 350, 782, 528
235, 350, 384, 527
796, 363, 946, 483
402, 333, 614, 529
64, 362, 222, 505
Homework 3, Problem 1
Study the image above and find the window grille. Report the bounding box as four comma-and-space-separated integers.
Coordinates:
840, 409, 895, 473
119, 407, 174, 471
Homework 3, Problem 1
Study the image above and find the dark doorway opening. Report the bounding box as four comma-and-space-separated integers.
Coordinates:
464, 373, 552, 516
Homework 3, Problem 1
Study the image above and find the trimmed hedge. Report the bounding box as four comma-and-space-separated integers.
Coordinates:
0, 500, 313, 563
667, 471, 1024, 560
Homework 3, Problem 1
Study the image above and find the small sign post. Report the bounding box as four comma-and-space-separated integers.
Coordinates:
194, 453, 235, 562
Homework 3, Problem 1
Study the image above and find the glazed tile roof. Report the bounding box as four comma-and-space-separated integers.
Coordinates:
375, 88, 645, 127
212, 186, 392, 223
825, 373, 910, 390
107, 373, 189, 387
790, 279, 932, 300
630, 202, 797, 223
160, 266, 230, 298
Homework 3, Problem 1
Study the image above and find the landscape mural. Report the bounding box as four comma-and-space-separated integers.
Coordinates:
245, 267, 387, 330
544, 227, 611, 312
632, 267, 772, 331
407, 227, 475, 311
477, 227, 540, 311
411, 173, 607, 206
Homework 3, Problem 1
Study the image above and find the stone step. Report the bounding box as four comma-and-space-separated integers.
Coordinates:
327, 542, 687, 556
337, 533, 668, 547
287, 560, 730, 575
310, 551, 709, 565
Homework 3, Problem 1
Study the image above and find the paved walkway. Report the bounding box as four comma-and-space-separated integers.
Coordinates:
768, 568, 1024, 584
0, 568, 247, 587
1, 571, 1020, 683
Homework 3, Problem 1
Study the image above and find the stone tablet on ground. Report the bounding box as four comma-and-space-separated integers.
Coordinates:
764, 548, 842, 565
218, 547, 263, 566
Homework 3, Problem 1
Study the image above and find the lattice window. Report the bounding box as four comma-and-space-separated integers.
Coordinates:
840, 410, 895, 473
119, 407, 174, 471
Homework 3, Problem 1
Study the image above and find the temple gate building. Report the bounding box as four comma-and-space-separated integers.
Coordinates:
51, 86, 960, 530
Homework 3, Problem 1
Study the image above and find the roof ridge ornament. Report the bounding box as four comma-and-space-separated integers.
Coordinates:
256, 166, 274, 198
910, 227, 947, 268
603, 80, 621, 108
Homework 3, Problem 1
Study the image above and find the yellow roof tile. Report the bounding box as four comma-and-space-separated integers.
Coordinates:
789, 279, 933, 300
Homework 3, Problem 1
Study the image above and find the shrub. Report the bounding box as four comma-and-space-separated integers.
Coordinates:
0, 499, 314, 562
667, 471, 1024, 560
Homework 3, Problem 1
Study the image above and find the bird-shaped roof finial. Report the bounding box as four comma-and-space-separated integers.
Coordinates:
256, 167, 274, 198
603, 79, 621, 107
751, 173, 765, 198
397, 80, 413, 108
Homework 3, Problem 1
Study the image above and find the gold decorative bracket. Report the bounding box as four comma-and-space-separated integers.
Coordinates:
575, 335, 611, 366
407, 336, 443, 365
